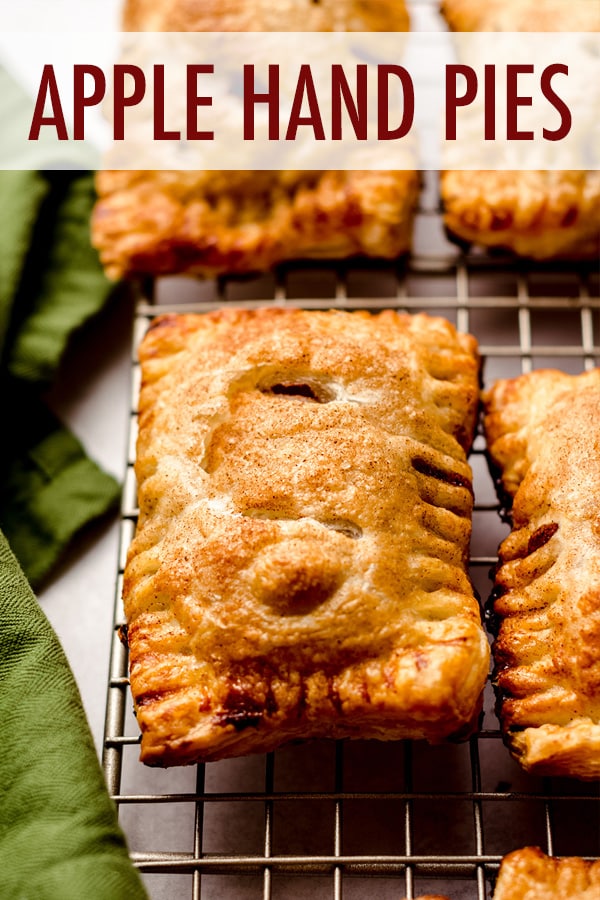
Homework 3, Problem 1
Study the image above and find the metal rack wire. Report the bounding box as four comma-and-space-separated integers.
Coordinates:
102, 181, 599, 899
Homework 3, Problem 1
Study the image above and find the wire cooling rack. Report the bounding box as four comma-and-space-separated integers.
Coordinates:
102, 171, 600, 900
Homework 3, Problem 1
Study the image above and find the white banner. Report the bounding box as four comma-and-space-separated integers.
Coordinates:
1, 31, 598, 170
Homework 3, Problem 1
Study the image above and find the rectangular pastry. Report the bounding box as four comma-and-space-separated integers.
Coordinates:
483, 369, 600, 779
91, 0, 419, 279
493, 847, 600, 899
124, 307, 490, 765
440, 0, 600, 260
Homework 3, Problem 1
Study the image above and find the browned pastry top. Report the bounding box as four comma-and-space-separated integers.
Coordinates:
124, 307, 489, 765
92, 169, 420, 279
92, 0, 417, 279
439, 0, 600, 261
440, 171, 600, 261
483, 369, 600, 779
123, 0, 410, 32
493, 847, 600, 900
441, 0, 600, 32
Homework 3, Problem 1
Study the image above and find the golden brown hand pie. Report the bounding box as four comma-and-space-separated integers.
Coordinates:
93, 169, 420, 280
483, 369, 600, 779
440, 170, 600, 261
440, 0, 600, 32
91, 0, 418, 279
124, 307, 490, 765
440, 0, 600, 260
493, 847, 600, 900
124, 0, 410, 31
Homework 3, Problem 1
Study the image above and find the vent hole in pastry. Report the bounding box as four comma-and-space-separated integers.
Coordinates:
258, 376, 337, 403
322, 519, 363, 539
412, 456, 473, 492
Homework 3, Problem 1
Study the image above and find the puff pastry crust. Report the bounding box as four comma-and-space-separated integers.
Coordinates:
440, 0, 600, 260
483, 369, 600, 779
124, 307, 489, 765
92, 0, 417, 279
493, 847, 600, 900
440, 0, 600, 33
440, 170, 600, 261
93, 169, 420, 280
123, 0, 410, 32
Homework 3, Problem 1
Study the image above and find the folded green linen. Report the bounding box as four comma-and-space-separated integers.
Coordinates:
0, 531, 148, 900
1, 380, 121, 586
0, 168, 120, 588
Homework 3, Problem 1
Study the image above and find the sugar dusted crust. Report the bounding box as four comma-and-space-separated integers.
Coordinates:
483, 369, 600, 779
493, 847, 600, 900
440, 0, 600, 260
92, 0, 417, 279
124, 308, 489, 765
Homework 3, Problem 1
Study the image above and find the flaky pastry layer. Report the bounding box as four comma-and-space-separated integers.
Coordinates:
124, 308, 489, 765
440, 0, 600, 260
93, 170, 420, 280
493, 847, 600, 900
440, 0, 600, 32
92, 0, 418, 279
483, 369, 600, 779
124, 0, 410, 31
440, 171, 600, 261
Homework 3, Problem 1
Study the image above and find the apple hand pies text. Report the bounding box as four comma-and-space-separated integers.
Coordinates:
123, 307, 489, 765
483, 368, 600, 779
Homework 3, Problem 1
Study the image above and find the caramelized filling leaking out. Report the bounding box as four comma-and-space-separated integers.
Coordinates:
412, 456, 472, 492
527, 522, 559, 555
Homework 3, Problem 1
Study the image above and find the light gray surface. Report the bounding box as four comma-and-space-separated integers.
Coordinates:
40, 287, 135, 753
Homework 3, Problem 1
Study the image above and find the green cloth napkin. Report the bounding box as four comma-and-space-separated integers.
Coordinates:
0, 531, 148, 900
0, 69, 147, 899
0, 169, 120, 588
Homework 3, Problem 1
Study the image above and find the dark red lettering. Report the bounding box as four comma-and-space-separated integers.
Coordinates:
113, 65, 145, 141
153, 64, 180, 140
506, 64, 534, 140
243, 64, 280, 140
377, 65, 414, 140
28, 65, 68, 140
286, 65, 325, 141
73, 65, 106, 140
331, 64, 367, 141
186, 64, 214, 140
484, 64, 496, 140
541, 64, 571, 141
445, 64, 478, 141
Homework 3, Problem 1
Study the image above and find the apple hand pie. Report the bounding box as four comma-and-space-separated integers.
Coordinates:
91, 0, 418, 280
483, 368, 600, 779
440, 0, 600, 260
124, 307, 489, 765
493, 847, 600, 900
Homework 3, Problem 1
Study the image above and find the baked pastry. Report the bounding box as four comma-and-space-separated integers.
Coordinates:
124, 307, 489, 765
92, 0, 418, 279
123, 0, 410, 31
493, 847, 600, 900
440, 171, 600, 261
483, 369, 600, 779
93, 169, 420, 280
440, 0, 600, 32
440, 0, 600, 260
